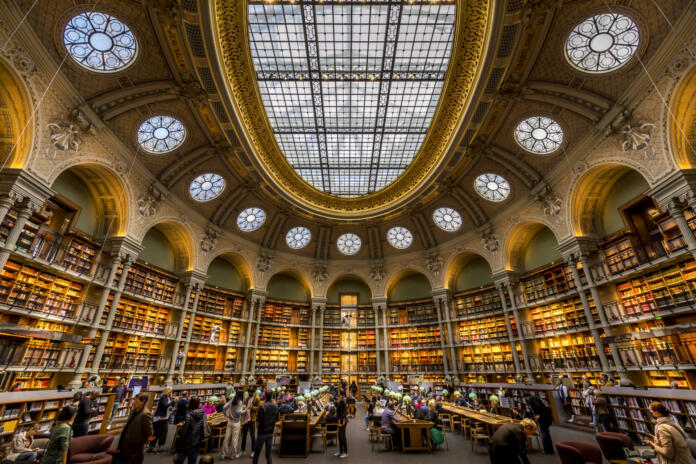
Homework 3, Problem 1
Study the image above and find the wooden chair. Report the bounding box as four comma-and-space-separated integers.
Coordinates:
436, 423, 449, 451
450, 415, 461, 433
462, 418, 472, 438
439, 413, 451, 431
324, 423, 339, 449
373, 430, 392, 451
310, 424, 325, 452
471, 425, 490, 453
368, 424, 380, 444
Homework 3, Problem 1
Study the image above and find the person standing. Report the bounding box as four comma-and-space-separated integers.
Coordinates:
252, 395, 278, 464
525, 393, 553, 454
149, 387, 172, 453
175, 397, 207, 464
110, 378, 129, 425
114, 392, 153, 464
593, 390, 616, 432
43, 406, 75, 464
72, 391, 97, 437
645, 401, 696, 464
241, 387, 260, 458
556, 377, 574, 423
174, 391, 190, 424
488, 418, 538, 464
222, 391, 244, 459
335, 391, 348, 459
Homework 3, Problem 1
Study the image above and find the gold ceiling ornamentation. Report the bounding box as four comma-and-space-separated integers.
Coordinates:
213, 0, 492, 216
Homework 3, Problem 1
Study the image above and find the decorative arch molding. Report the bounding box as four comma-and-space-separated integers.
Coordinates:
48, 162, 131, 238
443, 250, 494, 291
202, 250, 254, 292
565, 161, 653, 237
0, 57, 33, 169
503, 219, 560, 271
669, 66, 696, 169
138, 219, 196, 273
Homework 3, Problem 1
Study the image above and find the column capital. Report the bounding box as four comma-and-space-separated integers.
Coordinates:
310, 296, 327, 311
431, 288, 450, 304
371, 297, 387, 311
104, 236, 144, 262
557, 236, 600, 262
181, 269, 208, 289
0, 169, 53, 210
248, 288, 266, 305
491, 270, 519, 288
647, 169, 696, 212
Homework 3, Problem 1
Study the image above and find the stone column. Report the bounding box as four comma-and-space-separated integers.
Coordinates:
668, 200, 696, 255
249, 292, 267, 377
0, 196, 15, 234
313, 298, 327, 380
0, 199, 36, 270
565, 255, 611, 372
373, 306, 381, 374
90, 257, 133, 375
240, 296, 255, 378
372, 297, 388, 378
309, 305, 318, 377
165, 283, 193, 385
496, 283, 522, 375
89, 256, 122, 338
432, 290, 453, 376
179, 284, 203, 375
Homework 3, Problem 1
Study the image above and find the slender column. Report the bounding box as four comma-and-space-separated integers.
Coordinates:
382, 305, 390, 375
91, 258, 133, 374
316, 303, 326, 379
565, 255, 611, 372
668, 201, 696, 254
502, 282, 532, 374
373, 306, 381, 375
0, 199, 34, 270
309, 306, 317, 376
497, 283, 522, 374
164, 283, 193, 384
179, 285, 203, 375
249, 294, 265, 377
0, 197, 15, 233
89, 256, 122, 338
432, 293, 451, 375
240, 296, 255, 378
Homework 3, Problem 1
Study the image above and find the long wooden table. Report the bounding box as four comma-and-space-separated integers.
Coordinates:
441, 403, 513, 427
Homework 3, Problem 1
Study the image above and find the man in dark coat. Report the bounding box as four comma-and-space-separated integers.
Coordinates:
488, 419, 537, 464
115, 392, 154, 464
253, 396, 278, 464
525, 393, 554, 454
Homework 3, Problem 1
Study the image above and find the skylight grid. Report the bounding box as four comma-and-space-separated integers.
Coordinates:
249, 0, 455, 197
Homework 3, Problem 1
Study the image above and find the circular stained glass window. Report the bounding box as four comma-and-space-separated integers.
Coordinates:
474, 173, 510, 202
286, 226, 311, 249
433, 207, 462, 232
63, 12, 137, 72
189, 173, 225, 202
336, 233, 361, 255
566, 13, 639, 73
137, 116, 186, 154
515, 117, 564, 154
386, 226, 413, 249
237, 207, 266, 232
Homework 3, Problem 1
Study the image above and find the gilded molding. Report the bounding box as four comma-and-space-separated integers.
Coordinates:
213, 0, 492, 216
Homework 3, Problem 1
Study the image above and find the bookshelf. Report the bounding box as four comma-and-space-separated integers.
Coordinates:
323, 308, 340, 327
117, 262, 178, 304
357, 329, 376, 348
104, 296, 171, 336
322, 329, 340, 350
197, 287, 245, 318
60, 234, 98, 275
389, 326, 440, 348
528, 296, 598, 335
457, 314, 514, 344
601, 233, 645, 275
387, 299, 438, 325
357, 351, 376, 372
357, 307, 375, 327
258, 326, 291, 347
261, 299, 311, 325
453, 286, 506, 318
100, 333, 163, 371
321, 352, 340, 373
185, 343, 223, 371
0, 260, 84, 318
0, 212, 41, 253
256, 349, 289, 373
534, 333, 603, 372
458, 343, 518, 373
183, 313, 229, 344
521, 261, 581, 304
390, 349, 444, 373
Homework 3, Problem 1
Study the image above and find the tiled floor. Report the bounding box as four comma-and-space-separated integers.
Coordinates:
144, 405, 594, 464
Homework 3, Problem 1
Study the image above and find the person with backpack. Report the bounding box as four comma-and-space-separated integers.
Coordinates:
524, 393, 554, 454
175, 397, 209, 464
645, 401, 696, 464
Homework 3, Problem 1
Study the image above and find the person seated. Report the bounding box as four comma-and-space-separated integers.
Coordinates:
9, 426, 44, 464
414, 403, 427, 421
0, 445, 14, 464
202, 397, 217, 415
381, 401, 401, 451
278, 400, 294, 417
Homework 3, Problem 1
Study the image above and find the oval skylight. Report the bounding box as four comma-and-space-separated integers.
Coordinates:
433, 207, 462, 232
286, 226, 311, 249
336, 233, 362, 255
248, 2, 455, 197
566, 13, 639, 73
137, 116, 186, 154
474, 173, 510, 202
64, 12, 137, 72
515, 116, 563, 154
387, 226, 413, 249
189, 173, 225, 202
237, 207, 266, 232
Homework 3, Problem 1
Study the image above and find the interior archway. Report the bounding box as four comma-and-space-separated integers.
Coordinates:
205, 253, 251, 292
0, 58, 32, 169
670, 66, 696, 169
446, 252, 493, 292
139, 221, 194, 273
266, 272, 311, 302
506, 222, 561, 272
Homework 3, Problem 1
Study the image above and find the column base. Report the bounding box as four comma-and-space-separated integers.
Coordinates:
616, 371, 634, 387
68, 374, 84, 389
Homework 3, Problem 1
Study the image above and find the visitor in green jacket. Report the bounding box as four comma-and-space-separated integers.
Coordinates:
43, 406, 76, 464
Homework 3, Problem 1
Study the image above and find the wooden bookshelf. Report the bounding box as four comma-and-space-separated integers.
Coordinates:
458, 343, 518, 373
389, 326, 440, 348
256, 349, 289, 373
528, 296, 598, 335
533, 333, 603, 372
103, 296, 170, 336
116, 262, 177, 304
357, 307, 375, 327
601, 233, 644, 275
197, 287, 245, 318
322, 329, 340, 350
521, 261, 580, 304
357, 329, 376, 348
60, 234, 98, 275
390, 349, 443, 373
357, 351, 376, 372
453, 286, 506, 318
457, 313, 514, 344
258, 325, 291, 347
0, 260, 84, 318
184, 343, 223, 371
182, 313, 232, 344
323, 308, 340, 327
100, 333, 163, 371
321, 352, 340, 373
261, 299, 311, 325
387, 299, 438, 325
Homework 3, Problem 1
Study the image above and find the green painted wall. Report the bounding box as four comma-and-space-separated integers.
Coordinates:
207, 258, 244, 292
389, 274, 431, 301
51, 171, 98, 236
602, 170, 649, 235
327, 279, 372, 303
455, 257, 493, 291
267, 274, 309, 302
139, 228, 176, 272
523, 227, 561, 271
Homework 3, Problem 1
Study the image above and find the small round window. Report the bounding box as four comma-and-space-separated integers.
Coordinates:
63, 12, 137, 72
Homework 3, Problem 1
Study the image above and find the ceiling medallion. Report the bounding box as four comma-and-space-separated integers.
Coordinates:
212, 0, 492, 217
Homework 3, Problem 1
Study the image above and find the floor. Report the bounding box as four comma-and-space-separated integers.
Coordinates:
144, 405, 595, 464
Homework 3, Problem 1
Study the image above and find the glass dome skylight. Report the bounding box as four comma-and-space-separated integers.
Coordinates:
286, 226, 311, 249
189, 173, 225, 202
387, 226, 413, 249
248, 1, 455, 197
566, 13, 639, 73
336, 233, 362, 255
237, 207, 266, 232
